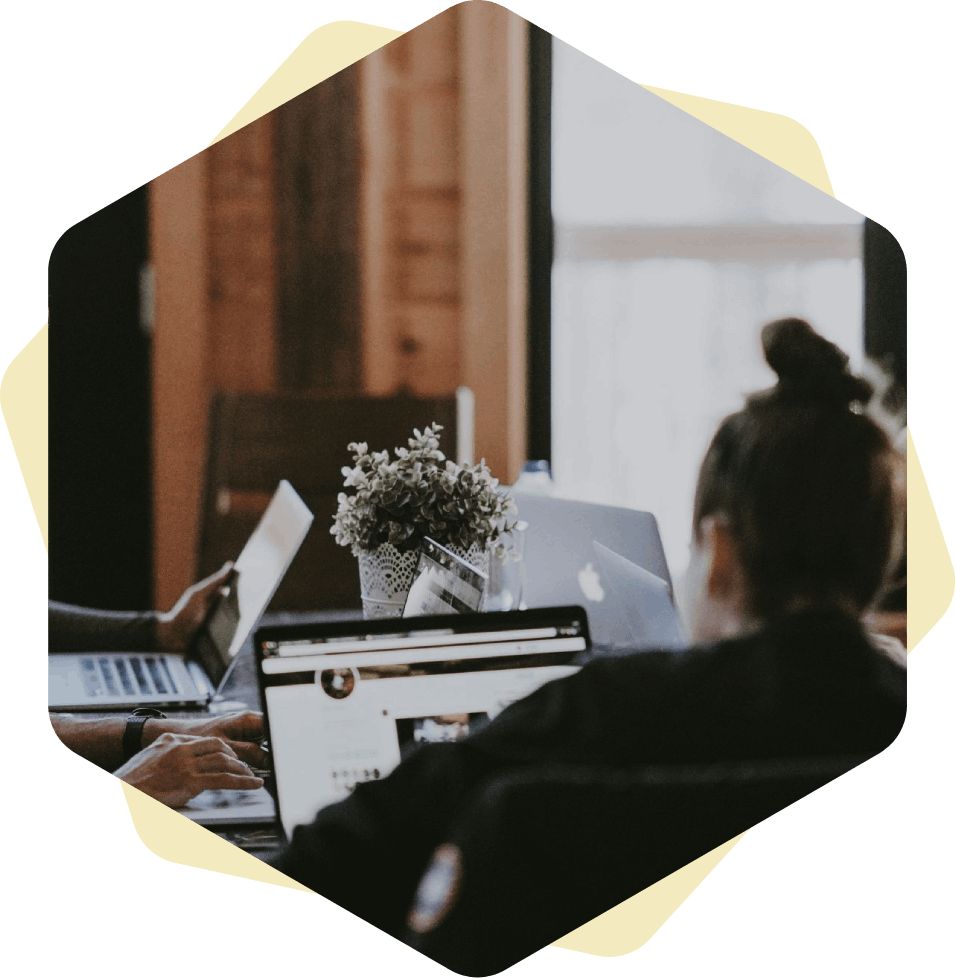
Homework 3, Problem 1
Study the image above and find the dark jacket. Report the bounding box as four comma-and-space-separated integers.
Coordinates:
269, 610, 905, 966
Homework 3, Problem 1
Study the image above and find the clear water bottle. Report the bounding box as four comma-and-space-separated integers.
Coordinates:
512, 459, 554, 496
485, 462, 548, 612
484, 521, 528, 612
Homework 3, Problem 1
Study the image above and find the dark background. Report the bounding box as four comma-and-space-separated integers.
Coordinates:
48, 185, 152, 609
863, 217, 907, 411
29, 4, 928, 975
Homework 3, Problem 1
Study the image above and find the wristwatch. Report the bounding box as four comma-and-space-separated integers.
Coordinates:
122, 708, 167, 764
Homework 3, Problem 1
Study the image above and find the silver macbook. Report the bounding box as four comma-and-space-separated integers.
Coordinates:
254, 607, 590, 840
49, 480, 314, 711
509, 492, 677, 649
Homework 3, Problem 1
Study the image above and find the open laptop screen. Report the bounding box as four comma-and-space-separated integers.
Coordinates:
255, 607, 590, 839
192, 480, 314, 688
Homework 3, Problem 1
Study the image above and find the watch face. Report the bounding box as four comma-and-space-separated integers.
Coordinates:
130, 708, 166, 718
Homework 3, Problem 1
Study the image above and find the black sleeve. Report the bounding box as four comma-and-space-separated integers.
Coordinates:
265, 660, 654, 936
269, 664, 664, 939
880, 557, 906, 612
48, 602, 159, 653
269, 740, 503, 937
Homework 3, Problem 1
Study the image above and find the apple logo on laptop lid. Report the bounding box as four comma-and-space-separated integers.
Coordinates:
577, 562, 605, 603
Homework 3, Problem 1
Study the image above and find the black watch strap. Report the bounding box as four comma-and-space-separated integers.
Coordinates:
122, 708, 167, 764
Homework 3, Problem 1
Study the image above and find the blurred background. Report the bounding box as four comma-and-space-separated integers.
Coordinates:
549, 39, 905, 583
48, 1, 904, 613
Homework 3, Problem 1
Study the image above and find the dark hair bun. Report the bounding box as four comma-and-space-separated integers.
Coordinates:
761, 318, 873, 408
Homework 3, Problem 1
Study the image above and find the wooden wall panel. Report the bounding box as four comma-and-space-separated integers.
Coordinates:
152, 2, 529, 608
360, 7, 462, 397
359, 3, 528, 480
459, 2, 528, 482
273, 64, 363, 393
150, 154, 210, 610
207, 113, 276, 392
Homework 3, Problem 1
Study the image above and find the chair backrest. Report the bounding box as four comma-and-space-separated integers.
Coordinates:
401, 755, 868, 974
197, 390, 463, 611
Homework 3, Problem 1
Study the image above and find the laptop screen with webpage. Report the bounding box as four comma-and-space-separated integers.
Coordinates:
255, 607, 590, 839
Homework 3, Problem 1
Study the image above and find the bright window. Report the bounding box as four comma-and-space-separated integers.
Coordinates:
550, 39, 865, 589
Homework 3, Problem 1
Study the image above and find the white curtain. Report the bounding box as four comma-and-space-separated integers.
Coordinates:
550, 39, 865, 588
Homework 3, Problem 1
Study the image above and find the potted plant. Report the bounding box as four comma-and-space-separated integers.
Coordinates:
332, 423, 519, 618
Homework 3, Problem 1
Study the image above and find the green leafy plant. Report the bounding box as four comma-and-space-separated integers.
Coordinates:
331, 423, 518, 557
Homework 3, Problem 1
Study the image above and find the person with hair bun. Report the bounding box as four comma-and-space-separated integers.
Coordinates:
268, 319, 906, 964
688, 317, 904, 646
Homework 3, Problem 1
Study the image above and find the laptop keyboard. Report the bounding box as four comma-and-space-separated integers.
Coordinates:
80, 655, 180, 699
112, 658, 135, 696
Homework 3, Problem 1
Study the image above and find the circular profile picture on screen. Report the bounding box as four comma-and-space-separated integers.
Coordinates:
320, 667, 357, 699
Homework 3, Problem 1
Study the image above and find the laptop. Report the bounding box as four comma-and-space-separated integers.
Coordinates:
49, 480, 314, 711
254, 606, 590, 840
592, 541, 686, 650
508, 492, 676, 649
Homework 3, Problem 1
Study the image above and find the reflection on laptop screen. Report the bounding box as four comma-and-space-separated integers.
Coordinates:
256, 608, 589, 839
403, 537, 488, 617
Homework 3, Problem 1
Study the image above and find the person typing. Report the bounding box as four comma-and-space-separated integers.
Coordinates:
49, 563, 267, 808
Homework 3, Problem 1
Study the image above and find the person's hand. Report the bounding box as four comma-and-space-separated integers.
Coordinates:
113, 732, 263, 808
155, 562, 235, 651
864, 609, 907, 648
143, 711, 268, 768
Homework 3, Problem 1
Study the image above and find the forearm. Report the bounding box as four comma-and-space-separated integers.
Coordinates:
50, 713, 130, 771
48, 602, 159, 653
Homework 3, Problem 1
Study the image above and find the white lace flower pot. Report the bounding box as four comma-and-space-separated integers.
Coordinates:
358, 541, 490, 619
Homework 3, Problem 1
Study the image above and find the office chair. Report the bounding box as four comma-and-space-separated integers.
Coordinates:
197, 388, 473, 611
401, 755, 868, 975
